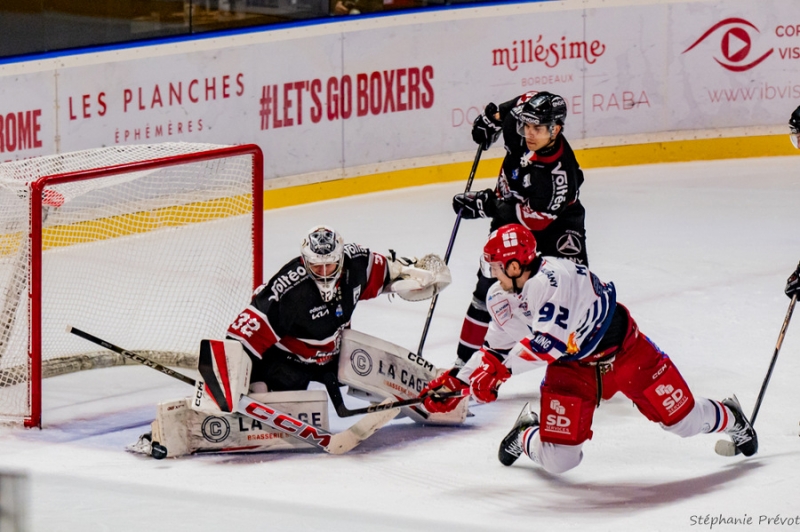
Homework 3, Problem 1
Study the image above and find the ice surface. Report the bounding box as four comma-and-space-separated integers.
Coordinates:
1, 156, 799, 532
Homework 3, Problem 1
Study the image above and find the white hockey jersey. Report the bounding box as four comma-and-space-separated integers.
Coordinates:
460, 257, 617, 379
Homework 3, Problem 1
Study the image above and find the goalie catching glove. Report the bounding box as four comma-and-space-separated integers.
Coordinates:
385, 251, 451, 301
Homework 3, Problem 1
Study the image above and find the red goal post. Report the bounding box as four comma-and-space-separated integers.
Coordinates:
0, 143, 263, 428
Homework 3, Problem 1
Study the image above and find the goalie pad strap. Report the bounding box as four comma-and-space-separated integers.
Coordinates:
196, 339, 252, 413
201, 340, 233, 411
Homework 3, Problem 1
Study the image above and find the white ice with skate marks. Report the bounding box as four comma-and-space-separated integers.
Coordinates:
1, 156, 800, 532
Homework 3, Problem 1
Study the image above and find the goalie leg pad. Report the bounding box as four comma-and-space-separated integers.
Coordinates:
140, 391, 330, 458
194, 339, 252, 413
338, 329, 467, 425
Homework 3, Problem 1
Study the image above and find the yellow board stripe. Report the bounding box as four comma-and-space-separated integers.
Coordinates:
578, 134, 798, 168
41, 195, 253, 249
2, 134, 797, 254
263, 133, 800, 209
0, 195, 253, 256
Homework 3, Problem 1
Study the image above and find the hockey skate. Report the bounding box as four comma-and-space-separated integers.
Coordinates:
126, 431, 153, 455
498, 402, 539, 466
722, 395, 758, 457
126, 431, 168, 460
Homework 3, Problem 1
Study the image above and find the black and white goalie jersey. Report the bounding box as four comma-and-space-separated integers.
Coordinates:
226, 244, 389, 365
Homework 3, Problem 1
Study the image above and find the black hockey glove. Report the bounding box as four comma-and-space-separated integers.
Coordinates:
453, 189, 498, 219
471, 103, 502, 150
786, 261, 800, 299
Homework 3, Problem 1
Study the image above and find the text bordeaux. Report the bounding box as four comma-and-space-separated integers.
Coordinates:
259, 66, 434, 130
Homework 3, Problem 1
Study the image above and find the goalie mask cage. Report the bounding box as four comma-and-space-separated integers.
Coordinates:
0, 143, 263, 428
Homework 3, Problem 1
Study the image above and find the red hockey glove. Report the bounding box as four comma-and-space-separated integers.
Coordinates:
420, 370, 468, 414
469, 350, 511, 404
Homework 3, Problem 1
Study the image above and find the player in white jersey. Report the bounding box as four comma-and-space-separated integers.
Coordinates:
420, 224, 758, 473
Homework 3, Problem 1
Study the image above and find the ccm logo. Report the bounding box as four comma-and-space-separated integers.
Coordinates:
244, 401, 332, 447
652, 363, 668, 380
194, 381, 205, 407
407, 352, 435, 373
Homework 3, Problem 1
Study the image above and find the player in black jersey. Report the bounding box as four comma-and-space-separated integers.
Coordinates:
453, 91, 589, 366
787, 108, 800, 301
226, 225, 450, 393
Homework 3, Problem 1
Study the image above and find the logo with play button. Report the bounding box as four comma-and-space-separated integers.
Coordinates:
682, 18, 774, 72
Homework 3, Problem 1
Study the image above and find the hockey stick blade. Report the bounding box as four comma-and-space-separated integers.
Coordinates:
714, 439, 740, 457
67, 326, 399, 455
713, 294, 797, 458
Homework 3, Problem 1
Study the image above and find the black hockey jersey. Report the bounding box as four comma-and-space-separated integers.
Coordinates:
492, 92, 585, 235
226, 244, 388, 365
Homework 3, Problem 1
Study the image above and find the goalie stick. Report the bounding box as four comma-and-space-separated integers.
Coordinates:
715, 294, 797, 457
417, 145, 483, 356
67, 326, 399, 455
321, 373, 465, 418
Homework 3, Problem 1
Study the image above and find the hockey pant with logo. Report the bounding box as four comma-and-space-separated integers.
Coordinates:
456, 210, 589, 362
521, 312, 732, 474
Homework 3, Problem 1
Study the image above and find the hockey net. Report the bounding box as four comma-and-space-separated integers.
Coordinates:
0, 143, 263, 427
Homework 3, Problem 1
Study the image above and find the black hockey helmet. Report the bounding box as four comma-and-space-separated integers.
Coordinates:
511, 92, 567, 137
790, 105, 800, 149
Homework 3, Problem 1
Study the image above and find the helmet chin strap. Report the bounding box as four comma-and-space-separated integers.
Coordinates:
510, 274, 524, 294
504, 259, 525, 294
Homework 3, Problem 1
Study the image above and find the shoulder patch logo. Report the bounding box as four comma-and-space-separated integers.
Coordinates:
490, 299, 512, 326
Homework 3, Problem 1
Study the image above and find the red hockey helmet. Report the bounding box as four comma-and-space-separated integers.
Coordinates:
482, 224, 537, 277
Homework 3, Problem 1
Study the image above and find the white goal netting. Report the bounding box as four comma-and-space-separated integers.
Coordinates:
0, 143, 262, 426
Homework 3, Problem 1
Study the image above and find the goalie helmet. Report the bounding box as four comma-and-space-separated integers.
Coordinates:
301, 225, 345, 302
511, 91, 567, 138
482, 224, 537, 277
790, 105, 800, 149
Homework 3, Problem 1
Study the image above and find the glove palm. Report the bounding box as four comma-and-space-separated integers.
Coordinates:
452, 189, 497, 219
